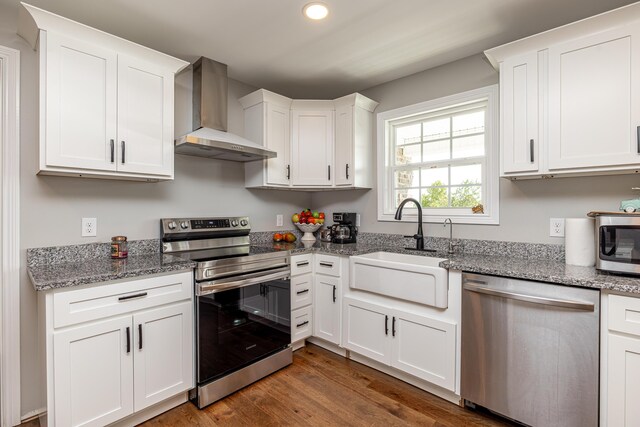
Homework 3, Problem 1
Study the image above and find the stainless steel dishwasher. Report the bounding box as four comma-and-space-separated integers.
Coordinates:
461, 273, 599, 427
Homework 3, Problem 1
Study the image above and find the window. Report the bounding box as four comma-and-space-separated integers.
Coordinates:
377, 85, 499, 225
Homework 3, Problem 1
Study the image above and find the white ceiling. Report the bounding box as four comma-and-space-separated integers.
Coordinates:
4, 0, 638, 98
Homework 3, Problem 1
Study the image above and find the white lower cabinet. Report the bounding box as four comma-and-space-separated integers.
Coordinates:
343, 296, 456, 391
290, 255, 314, 345
313, 273, 342, 345
43, 272, 194, 427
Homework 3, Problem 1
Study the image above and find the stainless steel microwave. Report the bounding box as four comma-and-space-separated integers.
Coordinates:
596, 215, 640, 275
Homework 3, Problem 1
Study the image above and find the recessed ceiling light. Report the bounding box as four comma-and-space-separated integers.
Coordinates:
303, 2, 329, 20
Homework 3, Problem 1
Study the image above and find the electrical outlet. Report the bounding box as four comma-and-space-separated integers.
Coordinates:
82, 217, 97, 237
356, 213, 361, 227
549, 218, 565, 237
276, 214, 283, 227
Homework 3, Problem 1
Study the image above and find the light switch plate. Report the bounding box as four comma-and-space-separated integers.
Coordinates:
82, 217, 97, 237
276, 214, 283, 227
550, 218, 565, 237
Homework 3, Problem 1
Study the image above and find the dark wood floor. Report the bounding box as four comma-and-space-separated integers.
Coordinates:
139, 344, 512, 427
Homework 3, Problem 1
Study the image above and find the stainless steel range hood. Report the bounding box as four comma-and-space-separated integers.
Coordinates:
175, 57, 276, 162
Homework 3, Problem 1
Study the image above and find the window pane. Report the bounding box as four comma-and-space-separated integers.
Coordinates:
421, 187, 449, 208
396, 144, 421, 165
423, 140, 450, 162
395, 123, 421, 145
420, 167, 448, 186
395, 169, 419, 189
452, 135, 485, 159
451, 185, 482, 207
423, 117, 450, 141
451, 164, 482, 185
395, 189, 420, 208
453, 110, 484, 137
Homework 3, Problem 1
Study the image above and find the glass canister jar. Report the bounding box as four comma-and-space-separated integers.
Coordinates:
111, 236, 128, 259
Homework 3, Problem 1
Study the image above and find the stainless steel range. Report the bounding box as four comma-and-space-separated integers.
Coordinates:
160, 216, 292, 409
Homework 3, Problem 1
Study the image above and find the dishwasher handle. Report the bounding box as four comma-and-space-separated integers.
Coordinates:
463, 282, 595, 312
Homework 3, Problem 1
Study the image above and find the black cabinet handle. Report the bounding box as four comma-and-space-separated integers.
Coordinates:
530, 139, 534, 162
385, 315, 389, 336
332, 285, 336, 303
319, 262, 333, 268
126, 327, 131, 353
346, 163, 349, 180
296, 289, 309, 295
328, 165, 331, 181
296, 261, 309, 267
392, 317, 396, 337
286, 164, 290, 180
118, 292, 148, 302
110, 139, 115, 163
637, 126, 640, 154
121, 141, 126, 164
296, 320, 309, 328
138, 324, 143, 350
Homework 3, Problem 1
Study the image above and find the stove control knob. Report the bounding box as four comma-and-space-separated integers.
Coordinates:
167, 221, 177, 230
231, 219, 239, 227
240, 219, 248, 227
180, 221, 189, 229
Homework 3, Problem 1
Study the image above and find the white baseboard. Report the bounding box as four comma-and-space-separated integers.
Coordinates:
307, 337, 347, 357
20, 407, 45, 423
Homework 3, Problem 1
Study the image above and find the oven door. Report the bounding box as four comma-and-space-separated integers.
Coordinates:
196, 267, 291, 385
597, 216, 640, 275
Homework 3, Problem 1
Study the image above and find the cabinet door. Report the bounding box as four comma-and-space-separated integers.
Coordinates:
334, 105, 354, 186
548, 24, 640, 170
342, 297, 391, 364
266, 102, 291, 185
53, 315, 133, 427
133, 301, 194, 411
607, 334, 640, 427
501, 51, 540, 174
291, 110, 334, 186
313, 275, 341, 345
390, 310, 456, 391
45, 31, 117, 172
117, 55, 174, 177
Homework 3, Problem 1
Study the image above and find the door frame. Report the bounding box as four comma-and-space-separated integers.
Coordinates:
0, 44, 21, 427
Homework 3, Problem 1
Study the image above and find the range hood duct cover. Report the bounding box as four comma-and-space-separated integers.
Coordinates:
175, 57, 276, 162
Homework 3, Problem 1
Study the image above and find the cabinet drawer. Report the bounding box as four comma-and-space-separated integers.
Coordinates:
53, 271, 193, 328
315, 254, 341, 277
609, 294, 640, 336
291, 306, 313, 343
291, 273, 313, 310
291, 254, 313, 276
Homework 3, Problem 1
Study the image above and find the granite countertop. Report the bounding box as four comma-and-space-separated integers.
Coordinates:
28, 254, 196, 291
256, 241, 640, 295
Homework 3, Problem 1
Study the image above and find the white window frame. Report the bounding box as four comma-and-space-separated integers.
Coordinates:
377, 85, 499, 225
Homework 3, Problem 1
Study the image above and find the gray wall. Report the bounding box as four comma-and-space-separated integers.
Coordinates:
0, 4, 311, 416
311, 54, 640, 244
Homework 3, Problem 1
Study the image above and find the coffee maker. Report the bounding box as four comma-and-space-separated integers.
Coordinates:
330, 212, 358, 244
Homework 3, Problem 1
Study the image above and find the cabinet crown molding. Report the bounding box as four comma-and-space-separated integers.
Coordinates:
334, 93, 379, 112
485, 1, 640, 69
17, 2, 188, 73
238, 88, 292, 109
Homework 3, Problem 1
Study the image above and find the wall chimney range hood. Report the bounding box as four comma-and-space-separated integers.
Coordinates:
175, 57, 277, 162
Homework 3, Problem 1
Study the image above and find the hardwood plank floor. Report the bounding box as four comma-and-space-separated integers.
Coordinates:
139, 344, 514, 427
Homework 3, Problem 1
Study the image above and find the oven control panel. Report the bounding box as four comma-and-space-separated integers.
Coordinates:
161, 216, 251, 235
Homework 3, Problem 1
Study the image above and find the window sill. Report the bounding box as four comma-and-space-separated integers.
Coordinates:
378, 212, 499, 225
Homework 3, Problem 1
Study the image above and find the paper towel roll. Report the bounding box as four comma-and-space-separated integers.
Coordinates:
565, 218, 596, 267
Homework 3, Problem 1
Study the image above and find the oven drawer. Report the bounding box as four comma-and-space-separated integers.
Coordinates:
291, 306, 313, 343
291, 254, 313, 276
53, 271, 193, 328
291, 273, 313, 310
315, 254, 341, 277
609, 294, 640, 336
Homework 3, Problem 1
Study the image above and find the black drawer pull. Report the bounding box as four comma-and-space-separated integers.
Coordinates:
319, 262, 333, 268
296, 289, 309, 295
296, 261, 309, 267
118, 292, 148, 302
126, 327, 131, 353
296, 320, 309, 328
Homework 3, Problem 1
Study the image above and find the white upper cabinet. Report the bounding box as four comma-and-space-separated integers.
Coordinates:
291, 105, 334, 186
240, 89, 377, 190
486, 2, 640, 179
18, 3, 188, 181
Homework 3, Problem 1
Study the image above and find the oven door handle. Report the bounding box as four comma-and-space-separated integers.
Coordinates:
197, 267, 290, 296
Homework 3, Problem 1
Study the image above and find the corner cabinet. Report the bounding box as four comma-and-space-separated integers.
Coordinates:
19, 3, 188, 181
40, 271, 194, 427
239, 89, 378, 190
486, 3, 640, 179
